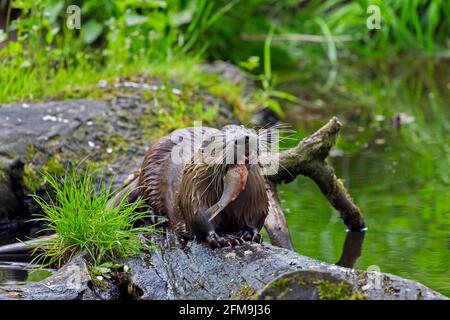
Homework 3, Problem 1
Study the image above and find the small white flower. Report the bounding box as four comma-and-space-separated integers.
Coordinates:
97, 79, 108, 88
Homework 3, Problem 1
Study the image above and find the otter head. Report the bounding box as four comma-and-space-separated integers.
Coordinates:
182, 125, 264, 204
179, 125, 270, 230
219, 124, 260, 170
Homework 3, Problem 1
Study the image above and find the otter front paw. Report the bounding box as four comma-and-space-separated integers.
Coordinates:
206, 231, 232, 248
238, 228, 263, 244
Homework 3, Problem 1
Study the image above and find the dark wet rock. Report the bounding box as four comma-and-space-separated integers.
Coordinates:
0, 255, 95, 300
0, 240, 446, 300
258, 270, 362, 300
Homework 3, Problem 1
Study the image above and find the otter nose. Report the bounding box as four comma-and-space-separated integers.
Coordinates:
244, 135, 250, 157
233, 136, 251, 165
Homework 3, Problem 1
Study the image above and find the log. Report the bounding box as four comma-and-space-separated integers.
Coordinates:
262, 117, 365, 250
0, 235, 56, 255
0, 236, 446, 300
268, 117, 366, 231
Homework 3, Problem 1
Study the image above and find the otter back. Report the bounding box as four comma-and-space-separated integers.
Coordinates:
137, 127, 220, 230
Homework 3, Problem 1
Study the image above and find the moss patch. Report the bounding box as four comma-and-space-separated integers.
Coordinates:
265, 276, 294, 300
315, 280, 366, 300
23, 163, 42, 192
232, 284, 257, 300
0, 163, 6, 182
139, 84, 221, 139
23, 155, 65, 192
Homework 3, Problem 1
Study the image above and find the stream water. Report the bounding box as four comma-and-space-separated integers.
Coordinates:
0, 222, 52, 285
278, 57, 450, 296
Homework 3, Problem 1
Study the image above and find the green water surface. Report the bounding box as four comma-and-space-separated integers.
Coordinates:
278, 58, 450, 297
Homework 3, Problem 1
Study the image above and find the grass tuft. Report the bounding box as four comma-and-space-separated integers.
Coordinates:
31, 170, 159, 268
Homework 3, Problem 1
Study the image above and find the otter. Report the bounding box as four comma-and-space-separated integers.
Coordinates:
118, 125, 271, 248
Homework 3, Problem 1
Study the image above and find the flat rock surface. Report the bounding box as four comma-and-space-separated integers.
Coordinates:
0, 100, 106, 157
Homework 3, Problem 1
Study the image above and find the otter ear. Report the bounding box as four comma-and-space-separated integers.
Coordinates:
221, 124, 243, 132
221, 125, 233, 130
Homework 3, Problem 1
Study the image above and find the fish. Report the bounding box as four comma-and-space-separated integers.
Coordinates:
207, 164, 248, 222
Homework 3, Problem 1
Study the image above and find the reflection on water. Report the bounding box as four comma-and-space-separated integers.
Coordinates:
0, 221, 50, 285
0, 220, 44, 247
336, 231, 365, 268
278, 58, 450, 297
0, 255, 52, 285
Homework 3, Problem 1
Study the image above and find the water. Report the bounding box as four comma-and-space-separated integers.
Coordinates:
278, 57, 450, 297
0, 221, 52, 285
0, 255, 52, 285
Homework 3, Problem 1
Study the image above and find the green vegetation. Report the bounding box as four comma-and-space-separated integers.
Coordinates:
264, 276, 294, 300
232, 284, 257, 300
31, 171, 158, 267
0, 0, 239, 102
3, 1, 449, 103
204, 0, 450, 63
23, 155, 65, 192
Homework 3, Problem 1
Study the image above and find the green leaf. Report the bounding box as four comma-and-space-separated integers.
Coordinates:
81, 20, 103, 44
239, 56, 260, 71
43, 0, 65, 24
20, 60, 31, 69
125, 14, 148, 27
0, 29, 7, 43
266, 99, 285, 117
46, 27, 60, 44
146, 0, 167, 9
171, 9, 194, 27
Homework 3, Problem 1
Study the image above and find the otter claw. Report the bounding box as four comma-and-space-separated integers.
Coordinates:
206, 232, 232, 248
225, 235, 242, 246
240, 229, 263, 244
252, 233, 262, 243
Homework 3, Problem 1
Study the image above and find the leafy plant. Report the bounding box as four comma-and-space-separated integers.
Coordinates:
247, 27, 300, 117
31, 170, 159, 268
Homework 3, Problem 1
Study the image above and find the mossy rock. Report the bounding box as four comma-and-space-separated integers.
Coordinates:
232, 284, 257, 300
257, 270, 366, 300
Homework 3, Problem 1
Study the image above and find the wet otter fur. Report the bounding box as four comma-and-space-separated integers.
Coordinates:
134, 125, 269, 247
